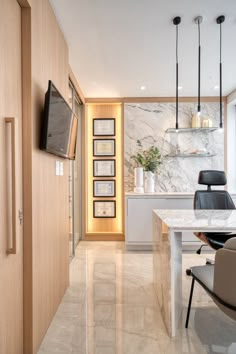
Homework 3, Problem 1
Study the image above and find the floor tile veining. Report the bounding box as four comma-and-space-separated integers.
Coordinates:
38, 242, 236, 354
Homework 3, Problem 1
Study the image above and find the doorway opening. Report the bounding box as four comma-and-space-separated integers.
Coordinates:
68, 80, 83, 258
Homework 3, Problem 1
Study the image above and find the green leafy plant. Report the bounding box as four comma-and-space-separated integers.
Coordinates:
131, 140, 162, 173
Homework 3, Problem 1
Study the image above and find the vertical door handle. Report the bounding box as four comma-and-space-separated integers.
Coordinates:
18, 210, 23, 225
5, 117, 17, 255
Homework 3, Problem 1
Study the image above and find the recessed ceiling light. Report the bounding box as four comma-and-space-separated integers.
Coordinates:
140, 86, 146, 91
178, 86, 183, 90
214, 85, 219, 90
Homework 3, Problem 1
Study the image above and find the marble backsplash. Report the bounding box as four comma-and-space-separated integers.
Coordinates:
124, 102, 224, 192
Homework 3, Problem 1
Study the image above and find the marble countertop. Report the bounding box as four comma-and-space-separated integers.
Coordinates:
153, 209, 236, 231
126, 192, 195, 198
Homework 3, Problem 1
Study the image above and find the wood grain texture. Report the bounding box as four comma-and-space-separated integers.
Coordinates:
5, 118, 17, 255
0, 0, 23, 352
121, 103, 125, 237
85, 96, 227, 103
84, 103, 124, 239
69, 65, 85, 104
31, 0, 69, 352
81, 105, 86, 239
84, 234, 124, 241
21, 5, 34, 353
227, 89, 236, 104
17, 0, 31, 7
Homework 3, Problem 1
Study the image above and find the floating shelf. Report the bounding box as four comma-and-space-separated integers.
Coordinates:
165, 127, 218, 133
167, 153, 216, 158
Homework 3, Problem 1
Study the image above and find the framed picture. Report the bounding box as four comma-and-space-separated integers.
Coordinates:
93, 159, 116, 177
93, 118, 115, 136
93, 201, 116, 218
93, 180, 116, 197
93, 139, 115, 157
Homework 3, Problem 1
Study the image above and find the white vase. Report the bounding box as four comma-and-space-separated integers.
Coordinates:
144, 171, 155, 193
134, 167, 144, 193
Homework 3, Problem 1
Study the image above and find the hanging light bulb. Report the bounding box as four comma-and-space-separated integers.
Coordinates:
216, 15, 225, 132
173, 16, 181, 132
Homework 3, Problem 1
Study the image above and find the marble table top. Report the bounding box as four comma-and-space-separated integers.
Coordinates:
153, 209, 236, 231
126, 192, 236, 198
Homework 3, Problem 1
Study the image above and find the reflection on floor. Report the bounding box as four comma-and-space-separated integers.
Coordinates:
38, 242, 236, 354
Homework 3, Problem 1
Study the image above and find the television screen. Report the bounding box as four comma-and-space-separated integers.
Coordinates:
40, 80, 78, 160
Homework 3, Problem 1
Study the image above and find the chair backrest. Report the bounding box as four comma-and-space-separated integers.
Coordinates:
213, 238, 236, 319
194, 170, 235, 210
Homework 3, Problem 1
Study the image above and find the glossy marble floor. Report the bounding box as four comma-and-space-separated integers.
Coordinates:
38, 242, 236, 354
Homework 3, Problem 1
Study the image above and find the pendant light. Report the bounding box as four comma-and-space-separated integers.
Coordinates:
216, 15, 225, 131
194, 16, 203, 115
173, 16, 181, 131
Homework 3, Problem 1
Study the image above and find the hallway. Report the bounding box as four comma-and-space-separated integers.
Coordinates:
38, 242, 236, 354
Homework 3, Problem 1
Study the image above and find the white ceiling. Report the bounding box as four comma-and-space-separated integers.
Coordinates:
50, 0, 236, 98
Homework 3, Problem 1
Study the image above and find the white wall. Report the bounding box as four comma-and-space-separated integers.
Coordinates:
227, 92, 236, 192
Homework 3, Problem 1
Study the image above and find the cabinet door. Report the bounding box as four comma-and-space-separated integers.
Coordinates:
126, 198, 200, 245
0, 1, 23, 353
127, 199, 162, 243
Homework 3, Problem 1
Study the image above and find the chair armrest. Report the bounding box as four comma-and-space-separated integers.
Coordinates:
214, 248, 236, 307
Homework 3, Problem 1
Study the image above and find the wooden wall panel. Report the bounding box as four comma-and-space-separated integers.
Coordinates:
31, 0, 69, 351
0, 1, 23, 353
85, 96, 227, 103
21, 5, 33, 353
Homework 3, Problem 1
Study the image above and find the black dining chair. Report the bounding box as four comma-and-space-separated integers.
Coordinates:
186, 170, 236, 276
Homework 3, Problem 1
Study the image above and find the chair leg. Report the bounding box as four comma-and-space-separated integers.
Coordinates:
185, 277, 195, 328
186, 268, 192, 276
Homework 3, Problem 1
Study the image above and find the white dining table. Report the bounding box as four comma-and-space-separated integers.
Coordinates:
152, 209, 236, 337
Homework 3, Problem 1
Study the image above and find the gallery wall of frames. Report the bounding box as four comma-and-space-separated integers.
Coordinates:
83, 103, 124, 240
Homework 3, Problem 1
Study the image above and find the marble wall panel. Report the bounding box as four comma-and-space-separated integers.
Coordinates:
124, 102, 224, 192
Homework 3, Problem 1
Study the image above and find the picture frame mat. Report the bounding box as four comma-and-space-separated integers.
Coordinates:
93, 118, 115, 136
93, 139, 115, 156
93, 159, 116, 177
93, 180, 116, 197
93, 200, 116, 218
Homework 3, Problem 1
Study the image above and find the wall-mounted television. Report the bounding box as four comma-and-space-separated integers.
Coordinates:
40, 80, 78, 160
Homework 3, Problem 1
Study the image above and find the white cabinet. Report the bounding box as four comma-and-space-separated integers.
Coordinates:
125, 194, 198, 250
125, 193, 236, 251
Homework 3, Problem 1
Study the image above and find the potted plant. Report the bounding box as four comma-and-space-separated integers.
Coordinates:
131, 140, 162, 192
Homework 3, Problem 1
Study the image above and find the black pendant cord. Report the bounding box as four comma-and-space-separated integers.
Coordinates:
219, 22, 223, 128
198, 20, 201, 114
176, 24, 179, 130
173, 16, 181, 130
216, 15, 225, 129
194, 16, 203, 114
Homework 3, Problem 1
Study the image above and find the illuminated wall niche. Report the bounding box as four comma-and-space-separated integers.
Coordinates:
84, 103, 124, 239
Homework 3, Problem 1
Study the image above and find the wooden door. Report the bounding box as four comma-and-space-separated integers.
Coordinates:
0, 0, 23, 353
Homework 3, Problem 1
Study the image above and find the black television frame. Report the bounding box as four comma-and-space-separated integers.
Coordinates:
40, 80, 78, 160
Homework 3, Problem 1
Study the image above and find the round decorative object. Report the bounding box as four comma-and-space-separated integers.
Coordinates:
144, 171, 155, 193
134, 167, 144, 193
